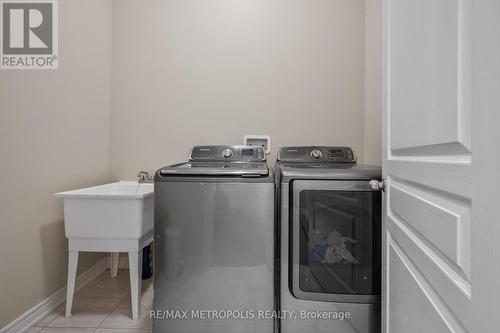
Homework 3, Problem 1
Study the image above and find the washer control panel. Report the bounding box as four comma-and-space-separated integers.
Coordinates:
278, 146, 356, 163
190, 145, 266, 162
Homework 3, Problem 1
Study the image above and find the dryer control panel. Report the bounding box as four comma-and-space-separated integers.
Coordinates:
277, 146, 356, 163
189, 145, 266, 162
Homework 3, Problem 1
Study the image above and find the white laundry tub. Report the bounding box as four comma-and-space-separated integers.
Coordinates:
55, 181, 154, 239
55, 181, 154, 320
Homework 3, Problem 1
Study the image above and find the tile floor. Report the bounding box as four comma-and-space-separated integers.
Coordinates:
30, 269, 153, 333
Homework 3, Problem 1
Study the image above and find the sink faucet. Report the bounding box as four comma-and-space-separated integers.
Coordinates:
137, 171, 153, 183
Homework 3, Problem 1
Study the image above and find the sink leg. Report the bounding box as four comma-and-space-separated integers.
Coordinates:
129, 250, 142, 320
65, 250, 79, 318
111, 252, 119, 277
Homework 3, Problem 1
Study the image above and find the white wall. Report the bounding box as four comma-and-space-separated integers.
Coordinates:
0, 0, 113, 327
109, 0, 367, 178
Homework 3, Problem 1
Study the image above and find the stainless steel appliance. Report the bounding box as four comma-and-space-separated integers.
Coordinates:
275, 146, 381, 333
154, 145, 274, 333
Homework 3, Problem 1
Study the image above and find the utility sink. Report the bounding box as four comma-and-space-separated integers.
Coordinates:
55, 181, 154, 239
55, 181, 154, 320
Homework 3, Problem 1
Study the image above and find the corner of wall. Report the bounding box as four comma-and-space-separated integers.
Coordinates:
363, 0, 383, 166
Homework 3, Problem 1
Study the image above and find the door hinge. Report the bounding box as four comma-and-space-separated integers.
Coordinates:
369, 179, 386, 191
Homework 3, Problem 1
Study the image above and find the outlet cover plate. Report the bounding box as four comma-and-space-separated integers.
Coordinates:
243, 135, 271, 154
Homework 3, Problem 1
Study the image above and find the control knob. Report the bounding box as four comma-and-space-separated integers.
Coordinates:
311, 149, 323, 159
222, 149, 233, 159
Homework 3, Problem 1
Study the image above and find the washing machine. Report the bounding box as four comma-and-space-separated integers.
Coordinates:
274, 146, 381, 333
154, 145, 274, 333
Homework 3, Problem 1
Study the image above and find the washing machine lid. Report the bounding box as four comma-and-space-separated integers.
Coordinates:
159, 161, 269, 177
159, 145, 269, 177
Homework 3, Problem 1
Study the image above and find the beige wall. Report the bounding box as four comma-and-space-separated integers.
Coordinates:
109, 0, 367, 179
364, 0, 383, 165
0, 0, 113, 327
0, 0, 383, 327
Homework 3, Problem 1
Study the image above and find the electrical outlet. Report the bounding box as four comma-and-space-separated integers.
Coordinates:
243, 135, 271, 155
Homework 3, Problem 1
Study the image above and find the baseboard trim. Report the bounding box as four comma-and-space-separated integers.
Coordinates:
0, 257, 108, 333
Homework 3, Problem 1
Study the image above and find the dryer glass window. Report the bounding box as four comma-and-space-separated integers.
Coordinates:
297, 189, 381, 296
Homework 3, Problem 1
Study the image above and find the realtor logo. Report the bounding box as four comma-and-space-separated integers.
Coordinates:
1, 0, 58, 69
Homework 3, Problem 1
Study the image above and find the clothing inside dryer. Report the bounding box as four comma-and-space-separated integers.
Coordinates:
298, 190, 381, 296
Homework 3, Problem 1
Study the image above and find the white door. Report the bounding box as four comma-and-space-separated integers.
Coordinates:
383, 0, 500, 332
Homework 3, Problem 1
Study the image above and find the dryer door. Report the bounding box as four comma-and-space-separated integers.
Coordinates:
290, 180, 381, 303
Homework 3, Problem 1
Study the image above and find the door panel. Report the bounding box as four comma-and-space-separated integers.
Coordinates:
383, 0, 472, 332
389, 180, 471, 278
386, 160, 471, 197
387, 213, 471, 329
388, 237, 466, 333
388, 0, 471, 151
